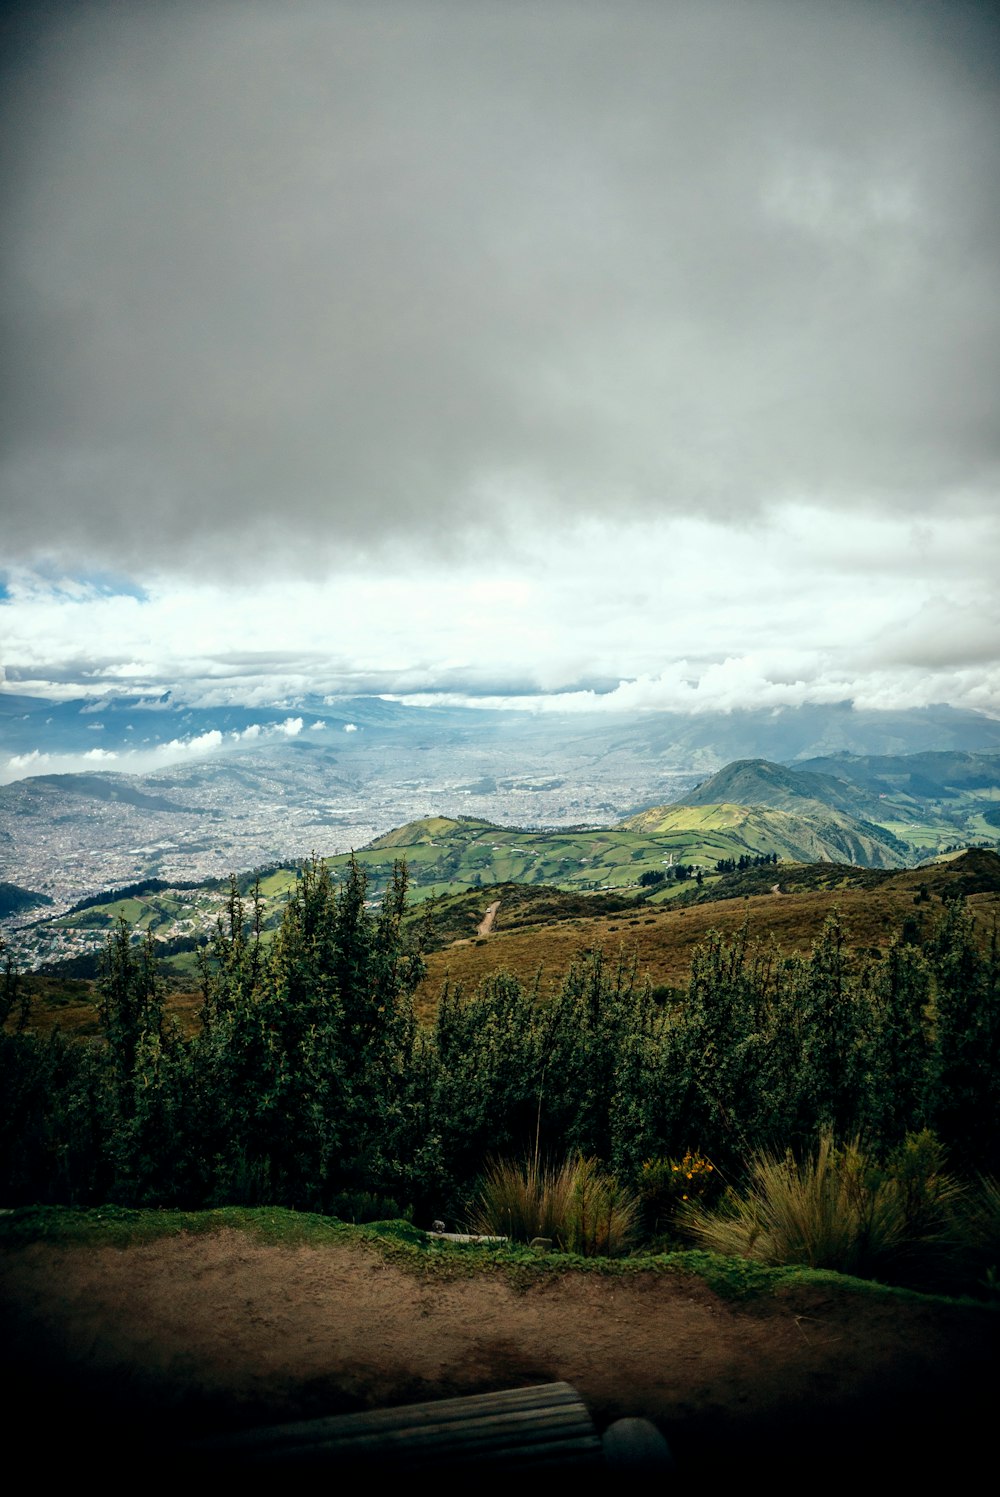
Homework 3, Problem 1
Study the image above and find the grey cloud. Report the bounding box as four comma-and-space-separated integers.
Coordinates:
2, 1, 999, 575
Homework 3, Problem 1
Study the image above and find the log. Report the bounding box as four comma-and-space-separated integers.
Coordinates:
191, 1380, 605, 1473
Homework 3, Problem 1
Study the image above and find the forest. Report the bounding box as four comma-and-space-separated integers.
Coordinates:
2, 856, 998, 1289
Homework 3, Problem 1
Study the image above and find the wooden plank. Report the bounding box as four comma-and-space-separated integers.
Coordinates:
253, 1409, 599, 1462
191, 1380, 603, 1470
198, 1381, 583, 1450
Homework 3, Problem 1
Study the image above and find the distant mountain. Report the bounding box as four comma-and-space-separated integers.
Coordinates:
674, 754, 1000, 862
795, 750, 1000, 800
624, 798, 910, 869
3, 689, 1000, 774
5, 695, 1000, 914
674, 759, 878, 817
20, 774, 198, 814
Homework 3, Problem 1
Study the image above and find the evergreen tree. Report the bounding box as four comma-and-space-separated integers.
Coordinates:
926, 900, 1000, 1169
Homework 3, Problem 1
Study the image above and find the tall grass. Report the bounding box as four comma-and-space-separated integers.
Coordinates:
678, 1132, 964, 1280
949, 1172, 1000, 1293
471, 1154, 640, 1257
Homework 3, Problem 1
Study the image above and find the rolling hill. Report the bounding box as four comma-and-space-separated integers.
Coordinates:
679, 754, 1000, 858
10, 745, 1000, 984
621, 798, 910, 868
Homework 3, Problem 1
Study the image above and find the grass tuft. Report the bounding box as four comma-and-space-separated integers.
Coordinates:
470, 1154, 639, 1257
677, 1132, 965, 1281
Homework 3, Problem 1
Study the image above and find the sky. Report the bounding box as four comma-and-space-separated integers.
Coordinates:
2, 0, 999, 738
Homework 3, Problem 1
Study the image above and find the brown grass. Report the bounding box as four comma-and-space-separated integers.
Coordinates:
12, 869, 1000, 1034
414, 884, 1000, 1012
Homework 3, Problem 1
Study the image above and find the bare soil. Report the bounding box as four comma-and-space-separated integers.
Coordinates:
1, 1229, 996, 1483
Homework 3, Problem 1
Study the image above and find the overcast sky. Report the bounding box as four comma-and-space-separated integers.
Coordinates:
2, 0, 998, 728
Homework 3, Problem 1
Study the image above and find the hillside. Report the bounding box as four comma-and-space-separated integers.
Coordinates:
413, 849, 1000, 1008
680, 754, 1000, 858
0, 882, 52, 919
15, 850, 1000, 1037
9, 744, 1000, 980
621, 798, 909, 868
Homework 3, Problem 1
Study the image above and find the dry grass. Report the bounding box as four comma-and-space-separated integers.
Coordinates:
416, 885, 1000, 1012
678, 1133, 965, 1280
470, 1154, 640, 1257
13, 876, 1000, 1033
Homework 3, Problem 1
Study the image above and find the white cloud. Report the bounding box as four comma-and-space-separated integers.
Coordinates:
82, 747, 118, 761
7, 749, 50, 770
1, 499, 999, 719
162, 729, 224, 755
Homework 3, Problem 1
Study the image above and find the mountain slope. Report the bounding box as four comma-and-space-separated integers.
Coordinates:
640, 772, 916, 868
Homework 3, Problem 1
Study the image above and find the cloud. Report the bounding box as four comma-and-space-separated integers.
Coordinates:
7, 749, 50, 770
2, 500, 998, 719
162, 729, 224, 755
1, 1, 998, 578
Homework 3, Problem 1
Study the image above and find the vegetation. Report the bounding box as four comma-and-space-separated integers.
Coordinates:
0, 881, 51, 918
471, 1154, 640, 1257
678, 1132, 964, 1281
2, 854, 999, 1296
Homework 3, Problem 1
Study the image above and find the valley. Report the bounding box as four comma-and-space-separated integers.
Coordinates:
4, 741, 999, 980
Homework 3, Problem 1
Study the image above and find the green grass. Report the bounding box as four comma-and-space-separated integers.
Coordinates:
3, 1204, 992, 1308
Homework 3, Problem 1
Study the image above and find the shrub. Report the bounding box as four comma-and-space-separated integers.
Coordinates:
471, 1154, 639, 1257
328, 1189, 412, 1224
639, 1152, 720, 1236
948, 1172, 1000, 1295
563, 1155, 641, 1257
470, 1155, 576, 1243
678, 1131, 962, 1281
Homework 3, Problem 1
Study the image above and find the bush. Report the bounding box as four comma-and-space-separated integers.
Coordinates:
471, 1154, 639, 1257
563, 1155, 640, 1257
638, 1152, 720, 1237
678, 1131, 963, 1281
948, 1172, 1000, 1295
328, 1189, 412, 1225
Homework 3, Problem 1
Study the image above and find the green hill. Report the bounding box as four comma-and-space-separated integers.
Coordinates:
682, 754, 1000, 858
676, 758, 876, 817
23, 747, 1000, 981
0, 881, 53, 919
622, 799, 910, 869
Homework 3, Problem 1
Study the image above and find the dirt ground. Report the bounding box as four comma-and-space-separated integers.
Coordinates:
1, 1229, 997, 1483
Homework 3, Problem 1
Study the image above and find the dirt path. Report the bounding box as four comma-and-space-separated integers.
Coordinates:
1, 1231, 996, 1481
477, 898, 501, 937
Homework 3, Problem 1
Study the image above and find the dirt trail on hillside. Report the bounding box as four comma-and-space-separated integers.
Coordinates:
1, 1231, 996, 1482
477, 899, 501, 937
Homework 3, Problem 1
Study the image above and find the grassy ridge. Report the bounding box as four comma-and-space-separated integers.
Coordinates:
15, 850, 1000, 1033
415, 852, 1000, 1006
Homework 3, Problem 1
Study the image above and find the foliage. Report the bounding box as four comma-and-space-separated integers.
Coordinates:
3, 874, 1000, 1274
470, 1154, 578, 1243
470, 1153, 639, 1256
639, 1152, 720, 1236
925, 903, 1000, 1169
561, 1154, 641, 1256
677, 1131, 964, 1282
